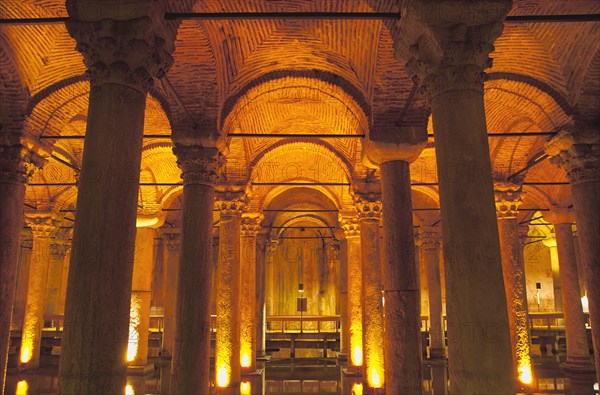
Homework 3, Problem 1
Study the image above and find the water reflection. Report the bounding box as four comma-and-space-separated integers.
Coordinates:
4, 354, 591, 394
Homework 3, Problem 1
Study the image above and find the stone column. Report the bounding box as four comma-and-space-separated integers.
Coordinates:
546, 209, 595, 394
0, 144, 44, 394
45, 240, 70, 319
127, 227, 155, 369
169, 146, 221, 395
337, 234, 349, 358
401, 3, 515, 392
363, 127, 427, 394
356, 198, 385, 390
240, 213, 263, 372
494, 182, 533, 386
215, 196, 245, 390
19, 212, 60, 370
161, 232, 180, 357
339, 214, 362, 369
265, 238, 278, 319
420, 227, 444, 359
59, 6, 174, 393
545, 130, 600, 382
255, 235, 267, 358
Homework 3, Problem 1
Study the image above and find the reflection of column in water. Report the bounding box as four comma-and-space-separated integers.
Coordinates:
430, 363, 448, 395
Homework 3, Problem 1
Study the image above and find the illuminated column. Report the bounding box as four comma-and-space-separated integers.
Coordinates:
240, 213, 263, 371
127, 226, 155, 368
339, 213, 363, 369
265, 238, 278, 318
356, 197, 385, 390
45, 240, 69, 318
19, 212, 60, 369
58, 244, 71, 317
363, 128, 427, 393
161, 232, 180, 357
255, 235, 267, 358
0, 144, 44, 394
401, 3, 515, 392
545, 209, 595, 393
545, 130, 600, 382
494, 183, 533, 386
337, 234, 349, 358
60, 5, 174, 393
215, 196, 245, 390
420, 227, 444, 359
170, 146, 221, 395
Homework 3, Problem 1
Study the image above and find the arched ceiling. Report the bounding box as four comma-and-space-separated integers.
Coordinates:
2, 0, 598, 227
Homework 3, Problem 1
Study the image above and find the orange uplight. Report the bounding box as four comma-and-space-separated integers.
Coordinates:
19, 344, 32, 364
125, 383, 135, 395
16, 380, 28, 395
240, 381, 251, 395
217, 364, 230, 388
241, 353, 250, 368
127, 295, 141, 362
370, 368, 382, 388
351, 382, 363, 395
519, 364, 533, 385
352, 346, 363, 366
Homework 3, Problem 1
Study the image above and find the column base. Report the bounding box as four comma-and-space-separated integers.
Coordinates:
343, 366, 363, 377
336, 352, 348, 362
215, 384, 243, 395
429, 348, 445, 359
242, 367, 264, 376
127, 363, 155, 376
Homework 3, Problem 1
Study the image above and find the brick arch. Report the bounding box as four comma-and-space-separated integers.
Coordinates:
0, 41, 28, 136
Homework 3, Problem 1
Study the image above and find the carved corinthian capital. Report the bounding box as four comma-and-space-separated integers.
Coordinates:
241, 214, 264, 237
544, 130, 600, 185
173, 146, 223, 186
25, 212, 62, 240
66, 15, 174, 92
401, 1, 512, 99
338, 214, 360, 239
0, 145, 47, 184
354, 195, 383, 222
494, 181, 523, 219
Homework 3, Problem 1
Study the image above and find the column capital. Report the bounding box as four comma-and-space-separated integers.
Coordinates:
545, 208, 576, 225
215, 194, 246, 217
544, 130, 600, 185
363, 126, 427, 167
416, 226, 442, 251
354, 196, 382, 222
66, 11, 174, 92
0, 144, 47, 184
173, 145, 223, 186
163, 233, 181, 251
401, 1, 510, 99
241, 213, 264, 237
50, 242, 70, 261
494, 181, 523, 219
25, 211, 62, 239
338, 214, 360, 239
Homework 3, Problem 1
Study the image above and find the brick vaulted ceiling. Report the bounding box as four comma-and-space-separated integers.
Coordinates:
1, 0, 599, 226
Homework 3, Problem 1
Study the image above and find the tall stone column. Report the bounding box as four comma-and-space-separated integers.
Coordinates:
401, 3, 515, 392
363, 127, 427, 394
59, 5, 174, 393
161, 232, 180, 357
545, 130, 600, 382
170, 146, 221, 394
419, 227, 444, 360
127, 226, 155, 369
546, 209, 595, 394
255, 235, 267, 358
265, 238, 278, 319
494, 182, 533, 386
356, 198, 385, 390
339, 214, 362, 370
215, 196, 245, 390
336, 235, 349, 358
19, 212, 60, 370
0, 144, 44, 394
240, 213, 263, 372
45, 239, 70, 318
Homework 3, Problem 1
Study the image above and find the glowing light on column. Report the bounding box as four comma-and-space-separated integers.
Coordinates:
369, 367, 383, 388
582, 295, 589, 313
19, 342, 32, 364
352, 346, 363, 367
351, 382, 363, 395
240, 381, 251, 395
217, 364, 230, 388
16, 380, 28, 395
241, 352, 250, 368
127, 294, 141, 362
518, 364, 533, 385
125, 383, 135, 395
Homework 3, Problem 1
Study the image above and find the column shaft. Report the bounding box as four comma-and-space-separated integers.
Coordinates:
422, 233, 444, 359
170, 147, 219, 395
256, 237, 267, 357
45, 242, 69, 318
380, 161, 422, 393
58, 83, 146, 395
161, 233, 180, 357
128, 227, 155, 367
357, 200, 384, 390
338, 238, 349, 356
215, 199, 244, 389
